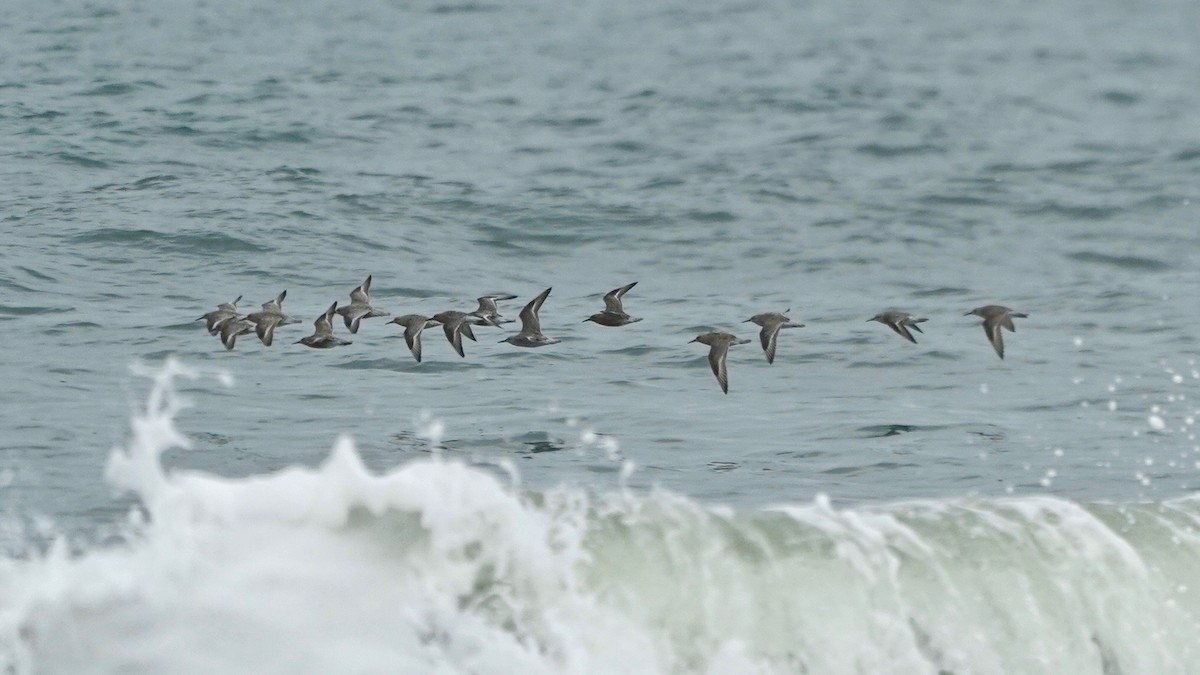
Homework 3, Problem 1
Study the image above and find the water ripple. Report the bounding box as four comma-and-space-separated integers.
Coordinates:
1067, 251, 1172, 272
71, 229, 267, 254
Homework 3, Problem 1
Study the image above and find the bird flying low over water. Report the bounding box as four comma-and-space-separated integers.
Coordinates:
470, 294, 519, 325
389, 314, 439, 363
744, 310, 803, 364
298, 302, 353, 349
336, 275, 390, 334
690, 331, 750, 394
868, 310, 928, 344
198, 295, 242, 335
584, 282, 642, 327
501, 287, 561, 347
218, 318, 255, 351
245, 291, 301, 347
431, 310, 498, 358
965, 305, 1027, 359
244, 290, 297, 324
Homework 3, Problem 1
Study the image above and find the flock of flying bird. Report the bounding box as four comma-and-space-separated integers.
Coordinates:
198, 276, 1029, 393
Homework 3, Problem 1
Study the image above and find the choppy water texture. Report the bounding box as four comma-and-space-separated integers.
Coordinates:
1, 0, 1199, 671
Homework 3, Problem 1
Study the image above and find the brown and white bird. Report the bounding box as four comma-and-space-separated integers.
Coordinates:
743, 310, 803, 364
500, 287, 561, 347
198, 295, 242, 335
245, 290, 301, 347
335, 275, 390, 334
689, 331, 750, 394
868, 310, 928, 344
583, 282, 642, 327
389, 314, 439, 363
965, 305, 1027, 359
298, 302, 353, 349
431, 310, 498, 358
218, 317, 256, 351
469, 293, 519, 326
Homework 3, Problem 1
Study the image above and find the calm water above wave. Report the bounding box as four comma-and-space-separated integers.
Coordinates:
1, 0, 1198, 537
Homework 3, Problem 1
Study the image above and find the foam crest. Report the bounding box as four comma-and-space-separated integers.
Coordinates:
2, 362, 1199, 674
0, 362, 663, 674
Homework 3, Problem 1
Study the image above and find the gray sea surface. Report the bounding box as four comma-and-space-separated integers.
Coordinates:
2, 0, 1199, 541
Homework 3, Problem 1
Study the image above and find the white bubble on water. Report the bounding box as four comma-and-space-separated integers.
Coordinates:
1148, 416, 1166, 431
598, 436, 622, 461
618, 459, 637, 487
1108, 400, 1118, 411
414, 409, 445, 448
979, 383, 989, 394
1073, 336, 1083, 347
578, 428, 622, 461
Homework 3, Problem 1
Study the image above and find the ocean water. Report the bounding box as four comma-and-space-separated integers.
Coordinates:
2, 0, 1200, 672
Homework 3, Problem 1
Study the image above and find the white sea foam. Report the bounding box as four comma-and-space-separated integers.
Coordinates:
2, 361, 1200, 674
